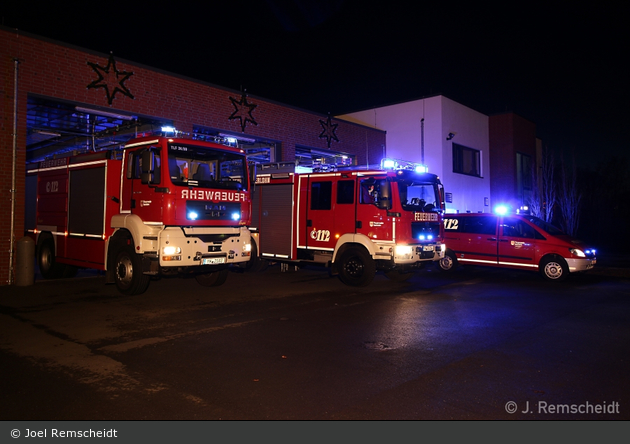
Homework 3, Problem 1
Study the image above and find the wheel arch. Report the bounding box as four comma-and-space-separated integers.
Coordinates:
110, 214, 158, 253
332, 233, 376, 264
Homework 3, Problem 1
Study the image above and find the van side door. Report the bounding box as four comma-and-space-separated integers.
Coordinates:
498, 216, 538, 269
449, 215, 499, 265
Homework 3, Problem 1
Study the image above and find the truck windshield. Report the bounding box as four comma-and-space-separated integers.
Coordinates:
167, 143, 247, 190
397, 179, 442, 212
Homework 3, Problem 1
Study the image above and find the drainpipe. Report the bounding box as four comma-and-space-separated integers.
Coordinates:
9, 58, 19, 285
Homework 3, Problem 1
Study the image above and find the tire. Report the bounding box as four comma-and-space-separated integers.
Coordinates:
337, 247, 376, 287
384, 269, 415, 281
195, 269, 229, 287
114, 245, 150, 295
540, 255, 569, 282
245, 240, 268, 273
37, 236, 65, 279
438, 250, 458, 272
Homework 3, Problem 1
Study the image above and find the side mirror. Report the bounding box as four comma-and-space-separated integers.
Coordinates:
376, 179, 391, 210
249, 162, 257, 192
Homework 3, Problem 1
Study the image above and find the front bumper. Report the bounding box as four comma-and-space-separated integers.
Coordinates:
393, 243, 445, 264
566, 257, 596, 273
156, 226, 251, 267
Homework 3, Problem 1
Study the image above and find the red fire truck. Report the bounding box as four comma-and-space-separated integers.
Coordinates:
26, 135, 253, 295
249, 159, 446, 286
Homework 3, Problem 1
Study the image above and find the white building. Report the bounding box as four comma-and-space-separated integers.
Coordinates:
338, 95, 492, 214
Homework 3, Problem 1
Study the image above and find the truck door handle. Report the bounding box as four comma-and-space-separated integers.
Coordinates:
306, 219, 312, 227
499, 239, 509, 242
356, 221, 362, 229
487, 237, 497, 241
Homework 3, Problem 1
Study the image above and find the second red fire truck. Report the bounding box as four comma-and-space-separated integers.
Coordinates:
26, 135, 253, 295
249, 159, 446, 286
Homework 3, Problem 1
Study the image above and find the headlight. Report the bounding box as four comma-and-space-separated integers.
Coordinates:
244, 243, 252, 252
395, 245, 413, 256
163, 246, 181, 255
570, 248, 586, 257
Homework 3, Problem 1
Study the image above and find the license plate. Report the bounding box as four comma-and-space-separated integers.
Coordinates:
202, 257, 226, 265
423, 245, 434, 252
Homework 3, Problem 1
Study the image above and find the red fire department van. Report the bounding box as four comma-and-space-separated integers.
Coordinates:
26, 135, 253, 295
249, 159, 446, 286
438, 210, 597, 281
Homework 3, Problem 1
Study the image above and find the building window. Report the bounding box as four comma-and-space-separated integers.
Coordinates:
452, 143, 481, 177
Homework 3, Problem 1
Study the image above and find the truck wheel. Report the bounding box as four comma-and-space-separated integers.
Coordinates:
38, 236, 65, 279
540, 256, 569, 281
337, 247, 375, 287
384, 269, 415, 281
438, 250, 458, 272
245, 241, 268, 273
195, 269, 229, 287
114, 246, 150, 295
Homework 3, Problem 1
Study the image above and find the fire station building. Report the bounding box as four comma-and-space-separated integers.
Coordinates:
0, 26, 538, 286
0, 27, 388, 285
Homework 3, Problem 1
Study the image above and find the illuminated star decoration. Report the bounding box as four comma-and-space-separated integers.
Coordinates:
229, 92, 258, 132
87, 53, 135, 105
319, 114, 339, 148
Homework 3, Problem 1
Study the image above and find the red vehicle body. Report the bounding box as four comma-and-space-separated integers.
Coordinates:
26, 135, 253, 294
249, 161, 446, 286
438, 212, 597, 281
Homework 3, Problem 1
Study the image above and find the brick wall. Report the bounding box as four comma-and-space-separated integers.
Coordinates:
0, 28, 386, 284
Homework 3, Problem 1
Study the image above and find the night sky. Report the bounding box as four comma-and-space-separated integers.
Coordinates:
2, 1, 628, 168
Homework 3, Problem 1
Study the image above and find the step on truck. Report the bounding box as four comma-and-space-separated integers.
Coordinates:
249, 159, 446, 286
26, 135, 253, 295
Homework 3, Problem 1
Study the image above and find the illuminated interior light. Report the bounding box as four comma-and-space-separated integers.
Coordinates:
231, 212, 241, 221
188, 211, 199, 220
